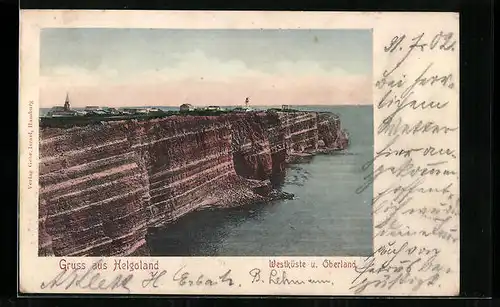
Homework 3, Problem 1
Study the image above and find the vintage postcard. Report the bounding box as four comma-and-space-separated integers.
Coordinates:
19, 10, 459, 295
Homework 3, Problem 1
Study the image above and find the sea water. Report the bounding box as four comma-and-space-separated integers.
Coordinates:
148, 105, 374, 256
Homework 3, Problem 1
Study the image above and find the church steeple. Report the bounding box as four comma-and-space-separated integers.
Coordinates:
64, 92, 71, 111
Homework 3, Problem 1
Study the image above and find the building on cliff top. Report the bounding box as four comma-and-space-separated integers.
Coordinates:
84, 106, 102, 111
233, 107, 253, 112
233, 97, 254, 112
47, 93, 79, 117
121, 108, 158, 115
123, 108, 144, 114
83, 105, 109, 116
180, 103, 195, 112
206, 106, 222, 111
63, 93, 70, 110
102, 107, 121, 115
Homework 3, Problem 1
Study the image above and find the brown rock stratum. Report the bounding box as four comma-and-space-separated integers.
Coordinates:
38, 111, 349, 256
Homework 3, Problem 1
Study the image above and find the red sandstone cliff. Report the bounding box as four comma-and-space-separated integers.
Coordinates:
38, 111, 348, 256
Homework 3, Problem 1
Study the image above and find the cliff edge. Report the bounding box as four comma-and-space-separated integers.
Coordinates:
38, 110, 349, 256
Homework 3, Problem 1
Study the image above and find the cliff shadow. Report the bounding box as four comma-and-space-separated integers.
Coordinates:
146, 200, 272, 256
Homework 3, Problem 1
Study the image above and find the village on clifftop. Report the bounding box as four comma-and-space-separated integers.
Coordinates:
45, 93, 295, 118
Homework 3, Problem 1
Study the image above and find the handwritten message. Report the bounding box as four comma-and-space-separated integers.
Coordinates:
351, 31, 459, 294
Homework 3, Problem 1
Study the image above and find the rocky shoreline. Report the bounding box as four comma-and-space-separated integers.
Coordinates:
38, 110, 349, 256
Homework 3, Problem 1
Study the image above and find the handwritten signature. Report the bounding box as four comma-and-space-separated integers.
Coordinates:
40, 260, 133, 292
249, 268, 334, 286
40, 260, 241, 291
173, 265, 239, 287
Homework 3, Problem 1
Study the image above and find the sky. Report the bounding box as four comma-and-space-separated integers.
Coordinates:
39, 28, 372, 108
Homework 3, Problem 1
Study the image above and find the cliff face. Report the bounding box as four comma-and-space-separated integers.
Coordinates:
39, 111, 348, 256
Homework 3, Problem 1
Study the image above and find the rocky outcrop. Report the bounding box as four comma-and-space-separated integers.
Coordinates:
38, 111, 348, 256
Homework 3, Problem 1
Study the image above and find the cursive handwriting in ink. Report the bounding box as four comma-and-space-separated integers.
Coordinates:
384, 35, 406, 53
269, 269, 305, 285
141, 270, 167, 288
383, 32, 426, 77
40, 260, 133, 292
249, 268, 334, 286
378, 116, 458, 137
377, 63, 455, 125
349, 241, 450, 294
172, 266, 237, 287
359, 134, 456, 182
382, 31, 457, 78
219, 269, 236, 286
356, 155, 457, 196
249, 268, 263, 283
352, 28, 459, 294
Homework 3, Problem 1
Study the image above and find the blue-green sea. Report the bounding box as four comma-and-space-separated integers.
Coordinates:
147, 105, 374, 256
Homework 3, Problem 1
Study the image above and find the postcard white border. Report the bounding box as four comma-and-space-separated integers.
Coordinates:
19, 10, 460, 295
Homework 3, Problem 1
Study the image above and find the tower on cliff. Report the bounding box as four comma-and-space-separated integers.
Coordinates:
245, 97, 250, 107
64, 92, 71, 111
